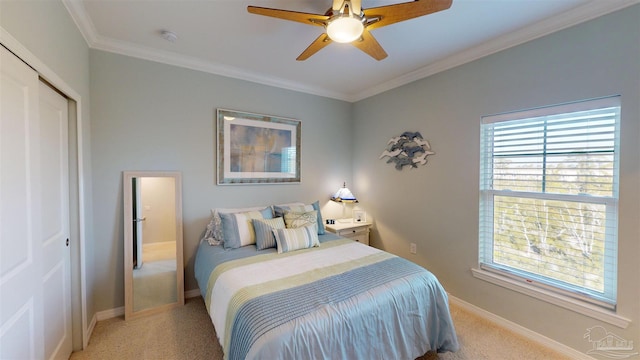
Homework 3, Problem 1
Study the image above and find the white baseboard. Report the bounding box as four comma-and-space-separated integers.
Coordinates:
185, 288, 201, 299
448, 295, 593, 360
84, 313, 97, 349
93, 289, 201, 323
96, 306, 124, 321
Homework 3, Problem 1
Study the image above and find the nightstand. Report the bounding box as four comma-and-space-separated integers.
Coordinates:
325, 219, 372, 246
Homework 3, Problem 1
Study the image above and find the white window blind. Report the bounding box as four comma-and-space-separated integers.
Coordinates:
479, 96, 620, 309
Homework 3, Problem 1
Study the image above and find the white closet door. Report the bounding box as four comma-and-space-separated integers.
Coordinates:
0, 46, 72, 360
0, 46, 45, 359
39, 81, 72, 360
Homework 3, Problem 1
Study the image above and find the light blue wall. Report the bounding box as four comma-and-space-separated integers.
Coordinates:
4, 0, 639, 355
352, 5, 640, 354
89, 50, 353, 311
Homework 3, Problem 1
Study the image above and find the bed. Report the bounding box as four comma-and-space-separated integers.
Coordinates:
194, 204, 459, 360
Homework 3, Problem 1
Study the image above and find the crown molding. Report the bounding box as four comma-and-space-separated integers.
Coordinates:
62, 0, 98, 46
90, 35, 348, 101
61, 0, 347, 101
63, 0, 640, 103
352, 0, 640, 102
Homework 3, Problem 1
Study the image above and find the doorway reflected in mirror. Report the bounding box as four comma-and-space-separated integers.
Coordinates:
123, 171, 184, 320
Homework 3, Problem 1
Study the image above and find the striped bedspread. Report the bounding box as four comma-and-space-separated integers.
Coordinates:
202, 239, 459, 360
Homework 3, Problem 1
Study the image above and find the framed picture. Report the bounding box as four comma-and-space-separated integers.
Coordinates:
353, 210, 366, 223
217, 109, 301, 185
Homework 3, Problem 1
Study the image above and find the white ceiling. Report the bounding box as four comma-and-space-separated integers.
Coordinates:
64, 0, 638, 102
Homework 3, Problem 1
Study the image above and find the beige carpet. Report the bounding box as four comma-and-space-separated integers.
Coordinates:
71, 297, 571, 360
133, 242, 178, 311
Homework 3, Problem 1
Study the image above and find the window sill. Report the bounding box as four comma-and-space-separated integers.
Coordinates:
471, 268, 630, 329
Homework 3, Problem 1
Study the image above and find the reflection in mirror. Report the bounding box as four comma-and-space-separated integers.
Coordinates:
123, 171, 184, 320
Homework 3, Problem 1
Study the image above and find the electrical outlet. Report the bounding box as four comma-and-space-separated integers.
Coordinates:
410, 243, 417, 254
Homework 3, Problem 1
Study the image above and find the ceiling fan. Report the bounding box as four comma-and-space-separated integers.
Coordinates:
247, 0, 453, 61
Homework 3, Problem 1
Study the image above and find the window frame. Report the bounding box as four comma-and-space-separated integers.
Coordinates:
474, 96, 627, 326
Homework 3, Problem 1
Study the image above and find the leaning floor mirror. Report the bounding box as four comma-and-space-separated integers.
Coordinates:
123, 171, 184, 320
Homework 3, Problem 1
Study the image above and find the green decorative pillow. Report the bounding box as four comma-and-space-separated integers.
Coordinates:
274, 200, 325, 235
284, 210, 318, 234
272, 225, 320, 253
273, 203, 312, 217
252, 217, 285, 250
220, 207, 273, 249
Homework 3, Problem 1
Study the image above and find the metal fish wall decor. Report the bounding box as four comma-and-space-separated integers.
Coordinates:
380, 131, 435, 170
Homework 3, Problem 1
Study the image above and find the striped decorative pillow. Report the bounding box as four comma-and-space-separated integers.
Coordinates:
252, 217, 285, 250
203, 205, 272, 246
272, 225, 320, 254
219, 207, 273, 249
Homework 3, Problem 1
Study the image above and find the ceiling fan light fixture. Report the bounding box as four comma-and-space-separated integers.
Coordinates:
326, 15, 364, 43
247, 0, 453, 60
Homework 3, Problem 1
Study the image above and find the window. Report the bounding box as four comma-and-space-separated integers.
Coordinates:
281, 146, 297, 174
478, 96, 620, 310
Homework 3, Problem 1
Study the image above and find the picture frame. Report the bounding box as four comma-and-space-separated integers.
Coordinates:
217, 109, 301, 185
353, 210, 366, 223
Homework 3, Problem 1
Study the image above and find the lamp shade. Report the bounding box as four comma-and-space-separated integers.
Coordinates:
331, 182, 358, 203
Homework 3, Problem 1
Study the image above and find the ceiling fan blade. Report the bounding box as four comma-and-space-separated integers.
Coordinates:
297, 33, 333, 61
363, 0, 452, 31
351, 29, 387, 61
332, 0, 343, 11
247, 6, 329, 27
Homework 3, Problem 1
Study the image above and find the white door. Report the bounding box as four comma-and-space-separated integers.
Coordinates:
1, 45, 45, 360
0, 46, 72, 360
39, 81, 72, 360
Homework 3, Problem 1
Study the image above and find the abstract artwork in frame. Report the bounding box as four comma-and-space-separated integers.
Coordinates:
217, 109, 301, 185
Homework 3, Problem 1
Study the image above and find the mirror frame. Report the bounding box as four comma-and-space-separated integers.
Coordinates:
123, 171, 184, 320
